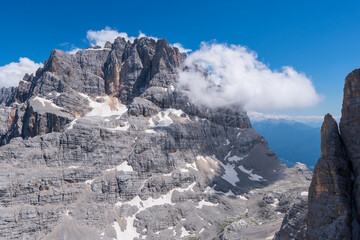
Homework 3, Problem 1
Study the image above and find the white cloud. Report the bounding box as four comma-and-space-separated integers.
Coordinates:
172, 43, 192, 53
69, 27, 191, 55
86, 27, 158, 47
85, 27, 190, 53
178, 43, 322, 111
86, 27, 133, 47
67, 48, 82, 55
0, 57, 43, 88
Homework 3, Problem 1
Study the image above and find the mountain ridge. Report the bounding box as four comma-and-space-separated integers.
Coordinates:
0, 36, 310, 240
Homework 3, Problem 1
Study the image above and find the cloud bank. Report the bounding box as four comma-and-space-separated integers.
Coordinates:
0, 58, 43, 88
178, 43, 322, 111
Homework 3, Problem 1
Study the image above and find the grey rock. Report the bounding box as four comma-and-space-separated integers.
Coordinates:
0, 87, 16, 105
274, 201, 307, 240
340, 69, 360, 223
128, 97, 161, 117
306, 114, 352, 239
0, 36, 311, 240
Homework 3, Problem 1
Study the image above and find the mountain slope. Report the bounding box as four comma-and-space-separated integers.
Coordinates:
252, 119, 320, 170
0, 37, 311, 240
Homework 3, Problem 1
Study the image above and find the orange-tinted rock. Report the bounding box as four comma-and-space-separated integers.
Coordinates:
306, 114, 352, 239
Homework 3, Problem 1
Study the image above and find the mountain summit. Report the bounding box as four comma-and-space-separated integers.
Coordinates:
0, 37, 310, 240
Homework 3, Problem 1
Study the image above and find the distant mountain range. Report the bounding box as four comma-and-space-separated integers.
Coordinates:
252, 119, 321, 171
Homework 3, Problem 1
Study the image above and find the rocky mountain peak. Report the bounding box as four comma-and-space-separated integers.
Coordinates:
320, 113, 344, 158
306, 113, 352, 239
0, 36, 311, 239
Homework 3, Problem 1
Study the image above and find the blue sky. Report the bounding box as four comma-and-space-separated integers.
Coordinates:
1, 0, 359, 121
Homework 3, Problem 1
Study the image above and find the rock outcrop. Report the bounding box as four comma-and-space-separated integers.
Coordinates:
275, 69, 360, 239
306, 114, 352, 239
274, 201, 307, 240
340, 69, 360, 227
0, 36, 311, 239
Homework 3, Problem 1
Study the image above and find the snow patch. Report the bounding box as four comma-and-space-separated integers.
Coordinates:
238, 165, 266, 182
238, 195, 248, 201
106, 122, 130, 131
85, 179, 94, 185
154, 109, 174, 127
224, 190, 236, 197
301, 191, 308, 196
79, 93, 128, 117
145, 129, 157, 134
116, 161, 134, 172
185, 162, 198, 171
204, 185, 222, 195
204, 185, 239, 198
224, 151, 232, 160
115, 182, 196, 210
228, 155, 246, 162
270, 198, 279, 208
113, 182, 197, 239
113, 218, 139, 240
148, 117, 155, 127
67, 119, 77, 130
218, 161, 239, 186
104, 162, 133, 173
148, 108, 191, 128
68, 166, 79, 169
31, 96, 65, 113
196, 199, 219, 209
180, 226, 190, 238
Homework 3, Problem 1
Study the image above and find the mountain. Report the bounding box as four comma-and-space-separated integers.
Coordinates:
0, 37, 311, 240
252, 119, 321, 170
275, 69, 360, 239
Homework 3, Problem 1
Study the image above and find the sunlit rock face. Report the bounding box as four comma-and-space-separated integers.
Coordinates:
306, 114, 352, 239
0, 37, 310, 240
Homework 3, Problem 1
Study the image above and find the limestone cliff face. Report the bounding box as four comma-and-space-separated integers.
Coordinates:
0, 37, 310, 240
306, 114, 352, 239
340, 69, 360, 224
